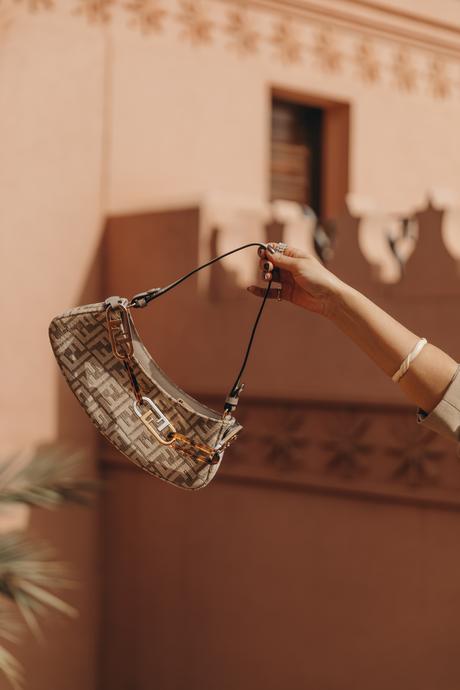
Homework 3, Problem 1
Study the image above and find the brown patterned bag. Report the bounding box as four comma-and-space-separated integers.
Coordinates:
49, 243, 272, 490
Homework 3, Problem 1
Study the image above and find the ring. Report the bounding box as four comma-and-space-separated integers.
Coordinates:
277, 287, 282, 302
275, 242, 288, 254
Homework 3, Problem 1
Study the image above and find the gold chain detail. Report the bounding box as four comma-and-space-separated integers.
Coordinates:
106, 306, 236, 465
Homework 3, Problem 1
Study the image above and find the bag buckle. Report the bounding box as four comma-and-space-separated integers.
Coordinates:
133, 397, 177, 446
106, 304, 134, 360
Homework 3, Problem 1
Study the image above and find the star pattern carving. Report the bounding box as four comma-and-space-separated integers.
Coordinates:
203, 394, 460, 505
15, 0, 54, 10
75, 0, 115, 24
355, 39, 379, 83
270, 18, 302, 64
428, 57, 450, 99
321, 416, 373, 479
225, 6, 259, 55
386, 429, 445, 487
260, 412, 309, 472
125, 0, 166, 34
177, 0, 213, 45
393, 48, 417, 92
314, 28, 342, 73
5, 0, 460, 103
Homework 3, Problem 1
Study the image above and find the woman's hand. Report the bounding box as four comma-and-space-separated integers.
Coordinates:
247, 242, 344, 318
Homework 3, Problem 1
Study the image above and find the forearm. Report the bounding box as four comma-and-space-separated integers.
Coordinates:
328, 282, 458, 413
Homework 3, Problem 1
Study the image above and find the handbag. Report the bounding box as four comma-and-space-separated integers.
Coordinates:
49, 243, 273, 490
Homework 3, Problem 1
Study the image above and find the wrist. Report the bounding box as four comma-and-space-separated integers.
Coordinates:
322, 277, 352, 320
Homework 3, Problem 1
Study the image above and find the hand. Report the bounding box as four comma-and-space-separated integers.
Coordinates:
247, 242, 344, 317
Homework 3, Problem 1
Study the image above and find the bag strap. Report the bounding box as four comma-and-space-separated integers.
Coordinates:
129, 243, 272, 414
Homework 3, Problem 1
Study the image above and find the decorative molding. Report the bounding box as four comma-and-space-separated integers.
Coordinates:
3, 0, 460, 100
428, 56, 451, 100
320, 414, 374, 479
246, 0, 460, 59
392, 47, 417, 92
225, 5, 259, 54
327, 0, 460, 41
270, 16, 302, 64
354, 38, 380, 83
101, 396, 460, 509
125, 0, 166, 34
15, 0, 55, 10
177, 0, 213, 44
386, 427, 445, 487
313, 27, 342, 73
74, 0, 115, 24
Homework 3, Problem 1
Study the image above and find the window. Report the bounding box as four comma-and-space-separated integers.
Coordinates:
269, 90, 349, 219
270, 97, 323, 214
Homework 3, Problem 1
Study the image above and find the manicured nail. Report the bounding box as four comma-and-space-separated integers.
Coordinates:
263, 261, 273, 271
267, 245, 276, 255
257, 247, 265, 258
264, 272, 271, 281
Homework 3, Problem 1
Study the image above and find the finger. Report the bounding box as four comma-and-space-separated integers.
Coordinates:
247, 286, 281, 299
259, 259, 274, 273
267, 243, 309, 265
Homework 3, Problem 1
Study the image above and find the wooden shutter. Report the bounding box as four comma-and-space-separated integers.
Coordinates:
270, 99, 322, 214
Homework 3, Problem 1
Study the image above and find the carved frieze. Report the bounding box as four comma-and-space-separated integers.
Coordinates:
216, 398, 460, 508
101, 395, 460, 509
5, 0, 460, 101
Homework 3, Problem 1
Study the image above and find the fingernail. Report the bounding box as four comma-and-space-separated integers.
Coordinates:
267, 245, 276, 255
264, 272, 271, 281
257, 247, 265, 258
263, 261, 273, 271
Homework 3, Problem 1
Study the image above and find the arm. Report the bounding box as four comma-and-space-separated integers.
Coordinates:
249, 243, 458, 415
329, 283, 458, 413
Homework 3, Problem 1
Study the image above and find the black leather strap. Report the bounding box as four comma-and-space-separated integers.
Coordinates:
129, 242, 272, 413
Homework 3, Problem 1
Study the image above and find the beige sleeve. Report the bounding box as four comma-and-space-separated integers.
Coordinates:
416, 363, 460, 442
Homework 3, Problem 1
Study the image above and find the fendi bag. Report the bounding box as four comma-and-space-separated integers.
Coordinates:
49, 243, 273, 490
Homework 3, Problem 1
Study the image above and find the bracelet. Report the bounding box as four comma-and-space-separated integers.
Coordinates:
391, 338, 428, 383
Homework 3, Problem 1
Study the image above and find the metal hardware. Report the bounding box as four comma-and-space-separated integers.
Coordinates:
216, 429, 240, 452
133, 398, 226, 463
172, 433, 219, 465
130, 288, 162, 309
133, 397, 177, 445
106, 304, 134, 360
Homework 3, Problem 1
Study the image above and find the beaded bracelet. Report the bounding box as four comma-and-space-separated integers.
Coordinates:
392, 338, 428, 383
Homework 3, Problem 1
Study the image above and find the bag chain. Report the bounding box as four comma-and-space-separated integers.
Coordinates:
105, 303, 226, 465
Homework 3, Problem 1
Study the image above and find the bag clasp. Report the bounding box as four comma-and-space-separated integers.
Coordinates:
133, 397, 177, 446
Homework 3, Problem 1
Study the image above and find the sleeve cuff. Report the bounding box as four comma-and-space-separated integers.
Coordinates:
416, 363, 460, 442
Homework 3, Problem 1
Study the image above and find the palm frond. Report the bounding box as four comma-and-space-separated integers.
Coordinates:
0, 644, 23, 690
0, 447, 97, 509
0, 602, 22, 644
0, 602, 24, 690
0, 533, 77, 635
0, 446, 92, 688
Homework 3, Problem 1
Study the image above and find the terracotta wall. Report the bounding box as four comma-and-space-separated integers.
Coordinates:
100, 206, 460, 690
1, 1, 460, 688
